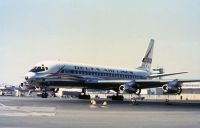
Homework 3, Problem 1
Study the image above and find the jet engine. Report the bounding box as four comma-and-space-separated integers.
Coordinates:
119, 81, 141, 95
162, 79, 182, 94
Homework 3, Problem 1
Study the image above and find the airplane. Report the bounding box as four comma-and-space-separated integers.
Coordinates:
0, 84, 16, 96
21, 39, 200, 100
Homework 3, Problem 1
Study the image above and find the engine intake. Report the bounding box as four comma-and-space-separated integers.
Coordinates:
162, 79, 182, 94
119, 81, 141, 94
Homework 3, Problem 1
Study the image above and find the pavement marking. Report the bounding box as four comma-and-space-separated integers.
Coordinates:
0, 99, 11, 102
0, 112, 55, 117
0, 103, 56, 117
0, 102, 6, 107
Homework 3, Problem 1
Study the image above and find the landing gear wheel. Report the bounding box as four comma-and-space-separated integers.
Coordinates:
41, 93, 48, 98
78, 88, 90, 99
131, 98, 138, 105
41, 86, 48, 98
78, 94, 91, 99
111, 95, 124, 101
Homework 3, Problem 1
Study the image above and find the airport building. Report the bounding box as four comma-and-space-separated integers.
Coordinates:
144, 83, 200, 100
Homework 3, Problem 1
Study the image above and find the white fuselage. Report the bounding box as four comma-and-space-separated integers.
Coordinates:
24, 61, 150, 88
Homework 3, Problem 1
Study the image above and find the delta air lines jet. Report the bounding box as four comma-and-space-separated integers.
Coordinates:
22, 39, 199, 99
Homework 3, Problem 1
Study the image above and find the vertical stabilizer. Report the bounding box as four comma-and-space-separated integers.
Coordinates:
137, 39, 154, 72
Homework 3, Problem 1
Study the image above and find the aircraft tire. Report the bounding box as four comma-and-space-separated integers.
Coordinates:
78, 95, 91, 99
111, 95, 124, 101
41, 93, 48, 98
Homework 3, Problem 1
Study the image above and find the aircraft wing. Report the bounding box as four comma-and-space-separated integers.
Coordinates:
149, 72, 188, 78
85, 79, 200, 89
85, 79, 164, 89
135, 79, 200, 88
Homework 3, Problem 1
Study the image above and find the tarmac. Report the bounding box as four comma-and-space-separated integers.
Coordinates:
0, 96, 199, 128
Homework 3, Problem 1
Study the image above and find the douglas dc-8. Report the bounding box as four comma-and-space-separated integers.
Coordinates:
21, 39, 200, 99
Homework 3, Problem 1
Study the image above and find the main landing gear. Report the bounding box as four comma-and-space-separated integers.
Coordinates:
41, 87, 48, 98
78, 88, 91, 99
110, 91, 124, 101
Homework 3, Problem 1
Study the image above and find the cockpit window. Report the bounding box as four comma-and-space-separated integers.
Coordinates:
30, 66, 48, 72
42, 67, 45, 71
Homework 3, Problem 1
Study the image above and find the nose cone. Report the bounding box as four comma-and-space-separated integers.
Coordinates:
25, 72, 36, 81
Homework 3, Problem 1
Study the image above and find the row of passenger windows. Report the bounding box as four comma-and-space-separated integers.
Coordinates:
61, 69, 143, 79
74, 66, 131, 74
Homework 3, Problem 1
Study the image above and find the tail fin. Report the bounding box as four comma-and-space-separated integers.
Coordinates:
137, 39, 154, 72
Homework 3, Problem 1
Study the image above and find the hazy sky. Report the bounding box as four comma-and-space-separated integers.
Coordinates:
0, 0, 200, 84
